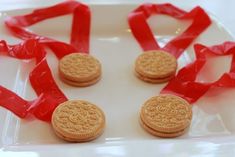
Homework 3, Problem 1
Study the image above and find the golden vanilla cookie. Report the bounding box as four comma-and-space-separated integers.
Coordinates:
59, 53, 101, 87
140, 117, 188, 138
140, 95, 192, 138
60, 74, 101, 87
135, 71, 173, 83
135, 50, 177, 83
51, 100, 105, 142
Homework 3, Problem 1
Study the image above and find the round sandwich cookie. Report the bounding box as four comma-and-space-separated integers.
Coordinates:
135, 50, 177, 83
139, 95, 192, 138
51, 100, 105, 142
59, 53, 102, 87
135, 71, 174, 84
60, 74, 101, 87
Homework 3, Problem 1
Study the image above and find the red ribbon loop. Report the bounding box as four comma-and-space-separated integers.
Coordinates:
128, 3, 211, 58
161, 42, 235, 103
0, 1, 92, 121
0, 39, 67, 121
5, 1, 91, 57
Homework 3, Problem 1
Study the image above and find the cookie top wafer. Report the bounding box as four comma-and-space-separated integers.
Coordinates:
52, 100, 105, 142
59, 53, 101, 82
135, 50, 177, 79
140, 95, 192, 133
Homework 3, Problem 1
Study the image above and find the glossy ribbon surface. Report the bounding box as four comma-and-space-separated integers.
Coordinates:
0, 1, 91, 121
161, 42, 235, 103
128, 3, 211, 58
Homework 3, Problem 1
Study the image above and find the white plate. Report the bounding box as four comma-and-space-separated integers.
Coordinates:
0, 4, 235, 157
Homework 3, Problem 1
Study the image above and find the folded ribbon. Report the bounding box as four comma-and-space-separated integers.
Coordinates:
5, 1, 91, 58
0, 1, 91, 121
128, 3, 211, 58
0, 39, 67, 121
161, 41, 235, 103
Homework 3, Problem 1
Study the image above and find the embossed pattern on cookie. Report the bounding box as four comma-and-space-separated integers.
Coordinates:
52, 100, 105, 142
140, 95, 192, 134
59, 53, 101, 82
135, 50, 177, 79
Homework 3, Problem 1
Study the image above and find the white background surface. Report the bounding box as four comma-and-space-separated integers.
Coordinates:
0, 0, 235, 157
0, 0, 235, 37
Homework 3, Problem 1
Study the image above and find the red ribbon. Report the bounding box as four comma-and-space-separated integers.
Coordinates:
128, 3, 211, 58
0, 39, 67, 121
5, 1, 91, 58
0, 1, 91, 121
161, 41, 235, 103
